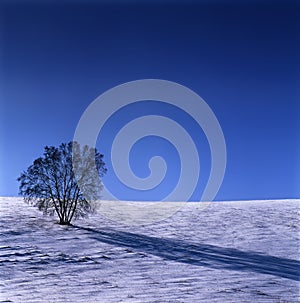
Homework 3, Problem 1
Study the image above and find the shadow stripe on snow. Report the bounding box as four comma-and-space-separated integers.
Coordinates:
72, 225, 300, 282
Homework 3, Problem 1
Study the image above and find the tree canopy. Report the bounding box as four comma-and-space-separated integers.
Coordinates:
18, 141, 106, 225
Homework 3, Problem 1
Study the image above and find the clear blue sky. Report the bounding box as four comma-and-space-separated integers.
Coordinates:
0, 0, 299, 200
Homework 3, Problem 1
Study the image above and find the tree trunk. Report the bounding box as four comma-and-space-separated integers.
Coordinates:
59, 218, 71, 225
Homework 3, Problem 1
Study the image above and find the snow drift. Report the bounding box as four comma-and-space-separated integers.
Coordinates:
0, 197, 299, 302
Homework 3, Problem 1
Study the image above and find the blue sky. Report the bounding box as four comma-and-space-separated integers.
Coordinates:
0, 0, 299, 200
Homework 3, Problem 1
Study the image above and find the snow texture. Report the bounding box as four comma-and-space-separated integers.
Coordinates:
0, 197, 299, 302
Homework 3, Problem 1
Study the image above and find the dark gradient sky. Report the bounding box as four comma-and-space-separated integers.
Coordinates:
1, 0, 299, 200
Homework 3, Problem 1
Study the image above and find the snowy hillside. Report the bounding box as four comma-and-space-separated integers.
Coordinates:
0, 197, 299, 303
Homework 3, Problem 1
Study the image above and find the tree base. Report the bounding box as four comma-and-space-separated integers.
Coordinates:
58, 220, 72, 226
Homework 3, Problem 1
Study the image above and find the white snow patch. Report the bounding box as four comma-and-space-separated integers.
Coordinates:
0, 197, 299, 302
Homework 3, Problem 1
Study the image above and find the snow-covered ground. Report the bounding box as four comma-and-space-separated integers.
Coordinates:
0, 197, 299, 303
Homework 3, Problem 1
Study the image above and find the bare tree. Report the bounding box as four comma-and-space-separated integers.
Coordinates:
17, 141, 106, 225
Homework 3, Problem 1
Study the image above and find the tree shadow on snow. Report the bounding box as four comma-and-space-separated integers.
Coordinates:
73, 226, 300, 281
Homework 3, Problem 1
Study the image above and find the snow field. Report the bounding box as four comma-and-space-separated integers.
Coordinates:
0, 197, 299, 302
